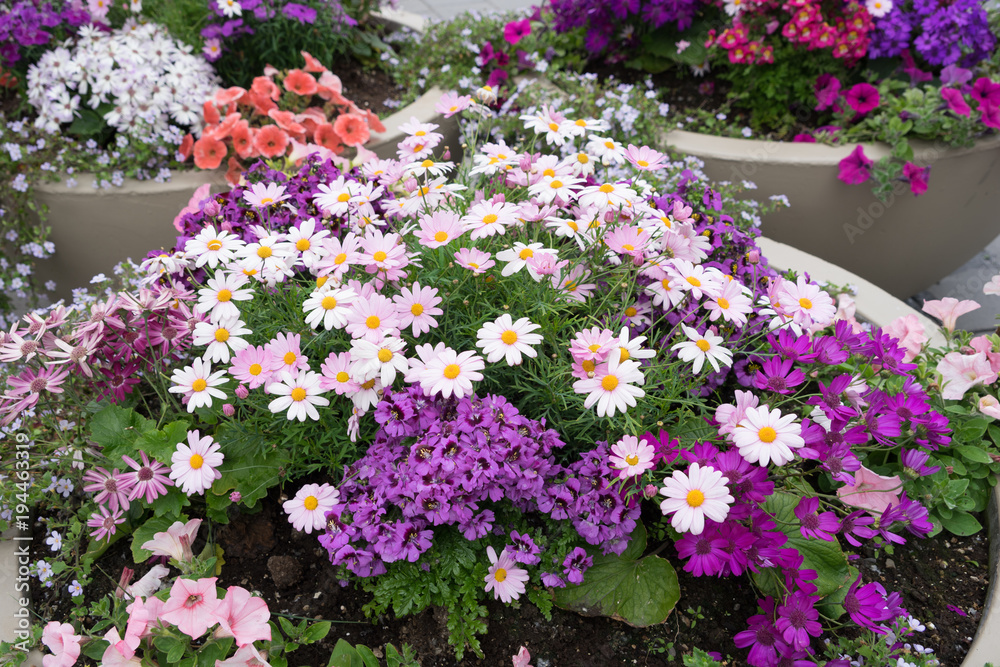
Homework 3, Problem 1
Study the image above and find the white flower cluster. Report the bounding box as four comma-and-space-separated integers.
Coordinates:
26, 22, 219, 143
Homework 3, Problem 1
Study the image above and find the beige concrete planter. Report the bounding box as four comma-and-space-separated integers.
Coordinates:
665, 130, 1000, 299
761, 237, 998, 664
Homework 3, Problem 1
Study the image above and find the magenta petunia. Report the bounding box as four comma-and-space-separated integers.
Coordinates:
843, 83, 879, 115
971, 77, 1000, 110
813, 73, 840, 111
503, 18, 531, 45
837, 145, 872, 185
940, 87, 971, 117
902, 161, 930, 196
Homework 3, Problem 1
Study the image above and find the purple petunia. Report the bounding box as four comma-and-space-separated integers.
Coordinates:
837, 145, 873, 185
843, 83, 880, 115
281, 2, 317, 24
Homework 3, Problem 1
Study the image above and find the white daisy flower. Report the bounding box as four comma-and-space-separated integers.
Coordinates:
192, 316, 252, 364
350, 335, 408, 387
168, 358, 227, 412
303, 285, 358, 331
732, 405, 805, 467
671, 326, 733, 374
571, 353, 646, 418
267, 370, 329, 421
659, 463, 733, 535
195, 271, 254, 323
476, 314, 543, 366
185, 226, 244, 269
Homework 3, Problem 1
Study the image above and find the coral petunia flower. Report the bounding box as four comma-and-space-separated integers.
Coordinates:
193, 135, 226, 170
283, 68, 318, 97
334, 113, 370, 147
253, 125, 289, 158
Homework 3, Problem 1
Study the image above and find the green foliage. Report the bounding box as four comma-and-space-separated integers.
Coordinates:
631, 19, 712, 72
327, 640, 421, 667
552, 522, 680, 627
682, 647, 726, 667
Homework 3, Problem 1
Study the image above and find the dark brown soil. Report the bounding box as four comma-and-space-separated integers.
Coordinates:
336, 63, 403, 118
31, 481, 988, 667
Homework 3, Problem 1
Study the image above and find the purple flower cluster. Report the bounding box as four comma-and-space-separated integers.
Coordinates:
0, 0, 90, 67
868, 0, 994, 67
548, 0, 699, 58
319, 386, 640, 578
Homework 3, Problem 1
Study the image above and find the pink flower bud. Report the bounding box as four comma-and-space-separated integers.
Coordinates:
643, 484, 658, 499
235, 384, 249, 399
230, 491, 242, 503
404, 177, 418, 192
223, 403, 235, 417
747, 249, 760, 264
203, 199, 220, 217
442, 148, 451, 160
115, 567, 134, 599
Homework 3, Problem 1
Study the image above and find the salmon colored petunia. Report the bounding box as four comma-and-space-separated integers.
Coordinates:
364, 109, 386, 133
193, 135, 226, 170
178, 133, 194, 161
211, 112, 242, 141
250, 76, 281, 101
253, 125, 289, 158
301, 50, 327, 73
313, 123, 343, 153
284, 69, 318, 97
333, 113, 370, 147
213, 86, 247, 107
267, 108, 307, 136
230, 121, 255, 159
225, 156, 244, 186
248, 92, 277, 116
202, 100, 220, 126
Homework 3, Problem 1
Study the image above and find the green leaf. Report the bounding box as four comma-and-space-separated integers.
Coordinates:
66, 107, 107, 136
301, 621, 331, 644
328, 639, 364, 667
955, 444, 993, 464
89, 404, 154, 452
355, 646, 381, 667
133, 420, 191, 464
941, 510, 982, 536
83, 640, 110, 660
552, 523, 680, 627
132, 514, 185, 563
152, 487, 190, 518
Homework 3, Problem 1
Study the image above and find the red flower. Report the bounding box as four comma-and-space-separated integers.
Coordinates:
230, 121, 255, 159
253, 125, 289, 158
193, 135, 226, 170
178, 134, 194, 161
313, 123, 343, 153
202, 100, 220, 126
333, 113, 370, 147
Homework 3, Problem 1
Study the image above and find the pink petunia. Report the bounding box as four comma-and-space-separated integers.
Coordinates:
941, 87, 971, 117
883, 314, 927, 362
843, 83, 879, 115
922, 296, 980, 332
836, 465, 901, 514
41, 622, 82, 667
936, 351, 997, 400
837, 145, 872, 185
215, 586, 272, 646
140, 518, 202, 563
503, 18, 531, 45
902, 161, 930, 196
159, 577, 222, 639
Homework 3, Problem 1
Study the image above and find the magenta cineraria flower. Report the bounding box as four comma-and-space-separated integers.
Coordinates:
87, 506, 125, 541
775, 590, 822, 652
837, 145, 872, 185
793, 496, 839, 541
843, 83, 879, 115
843, 574, 893, 633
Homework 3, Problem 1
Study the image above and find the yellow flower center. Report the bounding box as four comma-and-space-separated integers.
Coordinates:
687, 276, 701, 287
249, 363, 263, 376
366, 315, 381, 329
421, 159, 434, 168
625, 454, 639, 466
334, 252, 347, 265
192, 379, 207, 392
495, 567, 508, 582
622, 243, 634, 251
296, 238, 311, 251
189, 454, 204, 469
482, 214, 498, 225
322, 296, 338, 310
337, 193, 351, 202
601, 375, 619, 391
567, 220, 579, 231
575, 119, 587, 127
373, 250, 388, 263
361, 378, 376, 390
619, 348, 630, 362
468, 262, 480, 269
260, 197, 274, 205
548, 122, 559, 131
718, 297, 730, 309
283, 351, 297, 365
661, 278, 672, 290
207, 240, 223, 251
291, 387, 307, 402
214, 328, 230, 342
637, 160, 649, 167
410, 303, 424, 316
625, 306, 637, 317
599, 183, 614, 193
377, 348, 393, 363
257, 246, 272, 259
550, 180, 563, 189
696, 339, 711, 352
604, 141, 615, 149
434, 231, 449, 243
501, 330, 518, 345
799, 297, 813, 310
415, 130, 427, 137
582, 359, 596, 373
686, 489, 705, 507
336, 371, 350, 383
543, 168, 556, 178
443, 364, 461, 379
217, 289, 232, 302
519, 248, 534, 260
577, 153, 589, 163
758, 426, 777, 443
303, 495, 319, 510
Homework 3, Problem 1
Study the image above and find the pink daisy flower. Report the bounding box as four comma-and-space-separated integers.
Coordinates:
87, 506, 125, 541
122, 452, 173, 504
282, 483, 340, 533
776, 276, 837, 327
315, 232, 362, 280
417, 347, 485, 399
434, 91, 473, 118
705, 279, 753, 326
414, 211, 466, 249
609, 435, 655, 479
266, 332, 309, 375
571, 354, 646, 418
393, 282, 443, 337
484, 546, 529, 603
604, 225, 651, 262
551, 265, 597, 303
82, 467, 134, 514
359, 228, 408, 275
454, 247, 495, 274
624, 144, 669, 171
229, 345, 273, 390
169, 430, 224, 496
569, 326, 616, 366
461, 200, 519, 240
345, 293, 401, 342
319, 351, 359, 394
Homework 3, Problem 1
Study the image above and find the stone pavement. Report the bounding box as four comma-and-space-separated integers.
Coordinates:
396, 0, 530, 21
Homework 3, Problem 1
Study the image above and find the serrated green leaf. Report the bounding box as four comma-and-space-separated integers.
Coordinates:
955, 444, 993, 464
941, 510, 982, 536
132, 514, 186, 563
152, 487, 189, 518
133, 420, 191, 464
89, 405, 155, 452
552, 523, 680, 627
